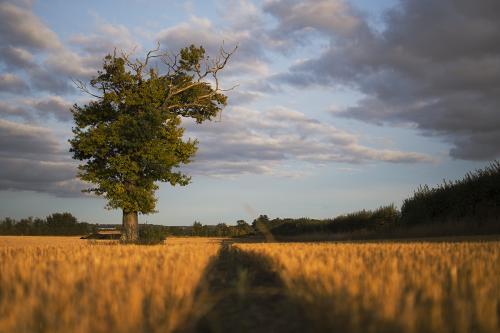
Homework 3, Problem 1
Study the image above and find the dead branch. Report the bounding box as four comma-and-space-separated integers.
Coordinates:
160, 43, 238, 108
72, 78, 102, 99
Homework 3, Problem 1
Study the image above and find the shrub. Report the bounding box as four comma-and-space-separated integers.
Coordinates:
136, 225, 168, 245
328, 204, 399, 233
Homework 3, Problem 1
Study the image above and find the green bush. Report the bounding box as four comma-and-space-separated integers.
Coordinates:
137, 225, 168, 245
327, 204, 399, 233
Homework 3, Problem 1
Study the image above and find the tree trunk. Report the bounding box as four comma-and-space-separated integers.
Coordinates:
122, 210, 138, 242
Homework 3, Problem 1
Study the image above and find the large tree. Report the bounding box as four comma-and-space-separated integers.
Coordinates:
70, 44, 235, 241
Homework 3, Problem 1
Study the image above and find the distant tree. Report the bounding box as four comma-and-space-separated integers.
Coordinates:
0, 213, 94, 236
252, 215, 269, 232
192, 221, 203, 236
46, 212, 77, 226
235, 219, 252, 236
0, 217, 14, 234
215, 223, 230, 237
70, 43, 235, 242
45, 212, 77, 235
16, 218, 33, 235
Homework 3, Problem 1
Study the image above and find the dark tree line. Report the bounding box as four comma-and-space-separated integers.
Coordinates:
401, 161, 500, 225
249, 206, 399, 237
0, 213, 96, 236
174, 220, 253, 237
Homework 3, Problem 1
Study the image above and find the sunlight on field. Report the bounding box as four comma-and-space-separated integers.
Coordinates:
2, 236, 498, 333
0, 236, 86, 247
236, 241, 500, 333
0, 236, 221, 333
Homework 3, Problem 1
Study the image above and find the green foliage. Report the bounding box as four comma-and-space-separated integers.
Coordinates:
70, 45, 230, 214
0, 213, 96, 236
328, 204, 400, 233
215, 223, 230, 237
262, 205, 399, 236
251, 215, 270, 234
137, 224, 168, 245
235, 220, 253, 236
401, 161, 500, 225
192, 221, 204, 236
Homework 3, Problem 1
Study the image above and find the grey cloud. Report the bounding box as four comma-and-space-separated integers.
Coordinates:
449, 131, 500, 160
270, 0, 500, 161
0, 2, 61, 51
0, 3, 103, 95
225, 88, 264, 106
0, 3, 79, 94
0, 101, 33, 120
43, 51, 96, 81
27, 66, 75, 94
156, 16, 270, 78
28, 95, 73, 122
0, 96, 73, 122
0, 119, 84, 197
0, 159, 84, 197
264, 0, 362, 40
48, 22, 141, 82
185, 160, 281, 178
0, 119, 61, 156
0, 46, 35, 69
216, 0, 261, 30
0, 73, 29, 93
0, 0, 35, 8
182, 106, 432, 177
69, 22, 138, 56
0, 157, 75, 183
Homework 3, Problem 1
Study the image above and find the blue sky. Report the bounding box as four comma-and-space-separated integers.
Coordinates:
0, 0, 498, 225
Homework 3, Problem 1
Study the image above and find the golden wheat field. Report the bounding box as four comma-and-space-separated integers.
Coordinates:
0, 236, 221, 333
1, 236, 499, 333
236, 241, 500, 333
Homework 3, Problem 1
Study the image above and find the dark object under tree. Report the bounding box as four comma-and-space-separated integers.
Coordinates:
70, 43, 235, 242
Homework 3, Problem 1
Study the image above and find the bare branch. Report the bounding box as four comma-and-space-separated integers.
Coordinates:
136, 41, 162, 75
72, 78, 102, 99
220, 83, 239, 92
161, 51, 180, 76
160, 43, 238, 109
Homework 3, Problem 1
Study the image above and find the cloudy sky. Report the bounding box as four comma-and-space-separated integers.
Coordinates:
1, 0, 498, 225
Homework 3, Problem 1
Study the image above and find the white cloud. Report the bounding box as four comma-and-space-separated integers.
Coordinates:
182, 106, 433, 177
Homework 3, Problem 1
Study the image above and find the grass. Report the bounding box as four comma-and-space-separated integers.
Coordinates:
1, 236, 498, 332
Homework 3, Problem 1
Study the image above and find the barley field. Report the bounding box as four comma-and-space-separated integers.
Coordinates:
1, 236, 499, 333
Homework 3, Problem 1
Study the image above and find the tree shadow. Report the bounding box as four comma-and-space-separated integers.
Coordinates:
173, 240, 312, 333
174, 240, 404, 333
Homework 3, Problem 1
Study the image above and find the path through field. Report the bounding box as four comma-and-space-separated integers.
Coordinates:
175, 241, 313, 333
